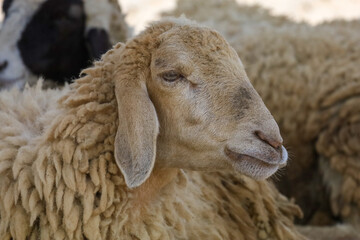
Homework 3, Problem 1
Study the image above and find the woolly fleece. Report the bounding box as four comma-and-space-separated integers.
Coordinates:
0, 20, 304, 239
167, 0, 360, 228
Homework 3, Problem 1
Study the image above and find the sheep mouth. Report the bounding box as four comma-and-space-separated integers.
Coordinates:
0, 76, 25, 88
224, 147, 284, 168
0, 75, 23, 82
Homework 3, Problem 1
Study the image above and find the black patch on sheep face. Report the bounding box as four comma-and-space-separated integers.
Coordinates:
2, 0, 13, 18
17, 0, 89, 83
233, 87, 252, 119
86, 28, 111, 60
154, 58, 168, 68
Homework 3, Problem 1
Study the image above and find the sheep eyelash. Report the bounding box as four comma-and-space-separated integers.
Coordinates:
159, 71, 200, 89
160, 70, 186, 83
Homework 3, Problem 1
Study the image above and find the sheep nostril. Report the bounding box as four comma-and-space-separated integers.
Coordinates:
255, 130, 282, 151
0, 61, 8, 72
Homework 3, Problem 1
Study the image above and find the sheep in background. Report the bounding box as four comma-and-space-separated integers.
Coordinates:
0, 0, 129, 89
165, 0, 360, 232
84, 0, 129, 49
0, 17, 305, 239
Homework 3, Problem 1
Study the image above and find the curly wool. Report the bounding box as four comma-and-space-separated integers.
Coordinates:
167, 0, 360, 227
0, 39, 303, 239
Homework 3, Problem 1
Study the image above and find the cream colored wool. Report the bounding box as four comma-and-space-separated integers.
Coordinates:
166, 0, 360, 229
0, 20, 304, 239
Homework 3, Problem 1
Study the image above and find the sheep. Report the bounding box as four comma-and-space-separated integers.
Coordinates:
0, 0, 129, 89
0, 17, 305, 240
165, 0, 360, 232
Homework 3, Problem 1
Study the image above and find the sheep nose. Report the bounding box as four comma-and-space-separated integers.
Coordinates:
255, 130, 282, 150
0, 61, 8, 72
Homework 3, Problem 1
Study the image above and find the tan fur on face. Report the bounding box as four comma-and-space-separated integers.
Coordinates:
111, 17, 287, 187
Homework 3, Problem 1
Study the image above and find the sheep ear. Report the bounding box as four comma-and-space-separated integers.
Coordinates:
114, 75, 159, 189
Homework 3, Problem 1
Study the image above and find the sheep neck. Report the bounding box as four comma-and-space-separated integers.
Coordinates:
130, 168, 179, 209
42, 51, 180, 209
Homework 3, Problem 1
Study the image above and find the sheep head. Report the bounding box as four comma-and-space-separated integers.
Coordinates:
113, 18, 287, 188
0, 0, 112, 88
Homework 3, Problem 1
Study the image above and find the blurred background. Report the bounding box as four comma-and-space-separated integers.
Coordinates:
1, 0, 360, 33
118, 0, 360, 34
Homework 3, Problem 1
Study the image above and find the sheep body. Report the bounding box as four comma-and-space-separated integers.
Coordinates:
0, 68, 302, 240
0, 19, 304, 239
167, 0, 360, 228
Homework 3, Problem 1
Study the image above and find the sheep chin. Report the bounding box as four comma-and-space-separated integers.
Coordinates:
233, 159, 280, 180
224, 148, 281, 179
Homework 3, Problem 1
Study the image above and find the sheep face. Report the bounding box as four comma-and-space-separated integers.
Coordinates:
113, 19, 287, 188
150, 27, 288, 177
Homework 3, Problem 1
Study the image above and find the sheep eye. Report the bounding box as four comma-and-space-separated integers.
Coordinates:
2, 0, 13, 17
162, 71, 183, 82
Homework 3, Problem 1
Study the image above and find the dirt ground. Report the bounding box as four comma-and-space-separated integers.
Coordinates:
1, 0, 360, 33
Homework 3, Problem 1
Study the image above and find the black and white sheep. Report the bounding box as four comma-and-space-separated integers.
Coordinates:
0, 0, 128, 88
